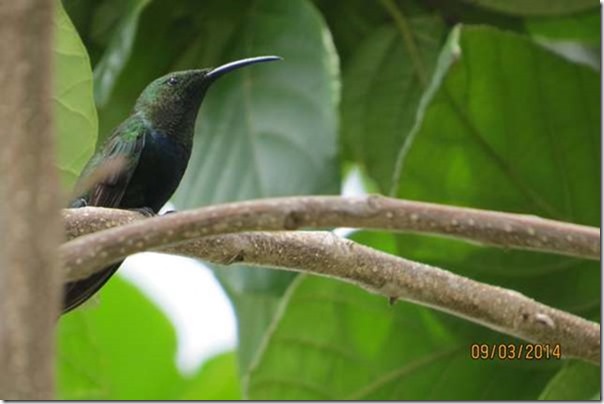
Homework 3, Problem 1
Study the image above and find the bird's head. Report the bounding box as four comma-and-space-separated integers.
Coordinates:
134, 56, 281, 138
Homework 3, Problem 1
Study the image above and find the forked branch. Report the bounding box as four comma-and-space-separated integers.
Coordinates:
61, 199, 600, 364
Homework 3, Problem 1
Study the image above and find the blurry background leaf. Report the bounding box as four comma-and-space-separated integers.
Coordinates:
422, 0, 525, 31
393, 25, 599, 316
180, 351, 241, 400
538, 361, 600, 400
340, 10, 445, 192
246, 265, 558, 400
313, 0, 442, 65
525, 8, 600, 45
313, 0, 392, 65
54, 2, 98, 188
62, 0, 145, 66
61, 0, 110, 65
56, 277, 185, 399
523, 7, 600, 71
93, 0, 151, 106
460, 0, 599, 16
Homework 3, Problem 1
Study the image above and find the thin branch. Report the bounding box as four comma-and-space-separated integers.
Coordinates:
62, 209, 600, 364
61, 196, 599, 279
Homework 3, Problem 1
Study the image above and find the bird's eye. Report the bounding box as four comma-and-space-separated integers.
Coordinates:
167, 77, 178, 86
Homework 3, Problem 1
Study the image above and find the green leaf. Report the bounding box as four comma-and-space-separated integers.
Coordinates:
61, 0, 107, 65
56, 276, 185, 399
393, 25, 600, 315
539, 361, 600, 400
414, 0, 525, 33
313, 0, 391, 65
54, 2, 98, 188
525, 9, 601, 45
180, 351, 242, 400
93, 0, 151, 107
341, 14, 445, 192
246, 273, 558, 400
462, 0, 599, 16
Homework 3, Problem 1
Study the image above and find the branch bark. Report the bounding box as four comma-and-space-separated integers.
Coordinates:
62, 204, 600, 364
62, 196, 599, 280
0, 0, 61, 399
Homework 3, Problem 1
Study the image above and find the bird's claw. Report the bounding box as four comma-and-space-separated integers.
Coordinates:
70, 198, 88, 208
131, 207, 156, 217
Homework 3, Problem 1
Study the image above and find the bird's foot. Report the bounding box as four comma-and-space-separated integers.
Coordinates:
131, 207, 156, 217
70, 198, 88, 208
162, 209, 177, 215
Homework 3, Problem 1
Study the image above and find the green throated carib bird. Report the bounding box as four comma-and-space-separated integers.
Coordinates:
64, 55, 281, 314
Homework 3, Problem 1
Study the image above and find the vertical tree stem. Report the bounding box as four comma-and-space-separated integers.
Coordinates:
0, 0, 61, 399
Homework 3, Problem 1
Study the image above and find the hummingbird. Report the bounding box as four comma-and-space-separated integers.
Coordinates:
64, 56, 281, 313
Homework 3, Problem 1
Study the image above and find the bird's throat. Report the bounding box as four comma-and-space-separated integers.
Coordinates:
139, 99, 202, 146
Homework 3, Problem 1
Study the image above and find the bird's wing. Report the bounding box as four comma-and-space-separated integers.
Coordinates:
63, 119, 147, 313
73, 118, 146, 208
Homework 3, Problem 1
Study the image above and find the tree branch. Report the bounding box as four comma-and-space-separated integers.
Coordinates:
62, 203, 600, 364
183, 232, 599, 364
62, 196, 599, 280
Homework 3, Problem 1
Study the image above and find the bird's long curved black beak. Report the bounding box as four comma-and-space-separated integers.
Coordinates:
205, 55, 282, 83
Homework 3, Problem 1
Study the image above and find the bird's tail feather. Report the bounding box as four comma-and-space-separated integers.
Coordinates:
62, 262, 122, 313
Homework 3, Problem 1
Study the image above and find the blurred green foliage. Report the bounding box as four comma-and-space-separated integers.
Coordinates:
55, 0, 600, 399
54, 2, 98, 188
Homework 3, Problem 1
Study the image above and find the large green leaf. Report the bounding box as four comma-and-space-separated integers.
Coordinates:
341, 14, 445, 192
393, 25, 600, 315
247, 270, 558, 400
54, 2, 98, 188
525, 9, 601, 45
461, 0, 599, 16
56, 276, 185, 399
539, 361, 600, 400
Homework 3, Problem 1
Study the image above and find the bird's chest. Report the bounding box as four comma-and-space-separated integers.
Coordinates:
121, 132, 190, 212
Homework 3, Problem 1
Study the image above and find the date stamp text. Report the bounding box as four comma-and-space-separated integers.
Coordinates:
470, 343, 561, 361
